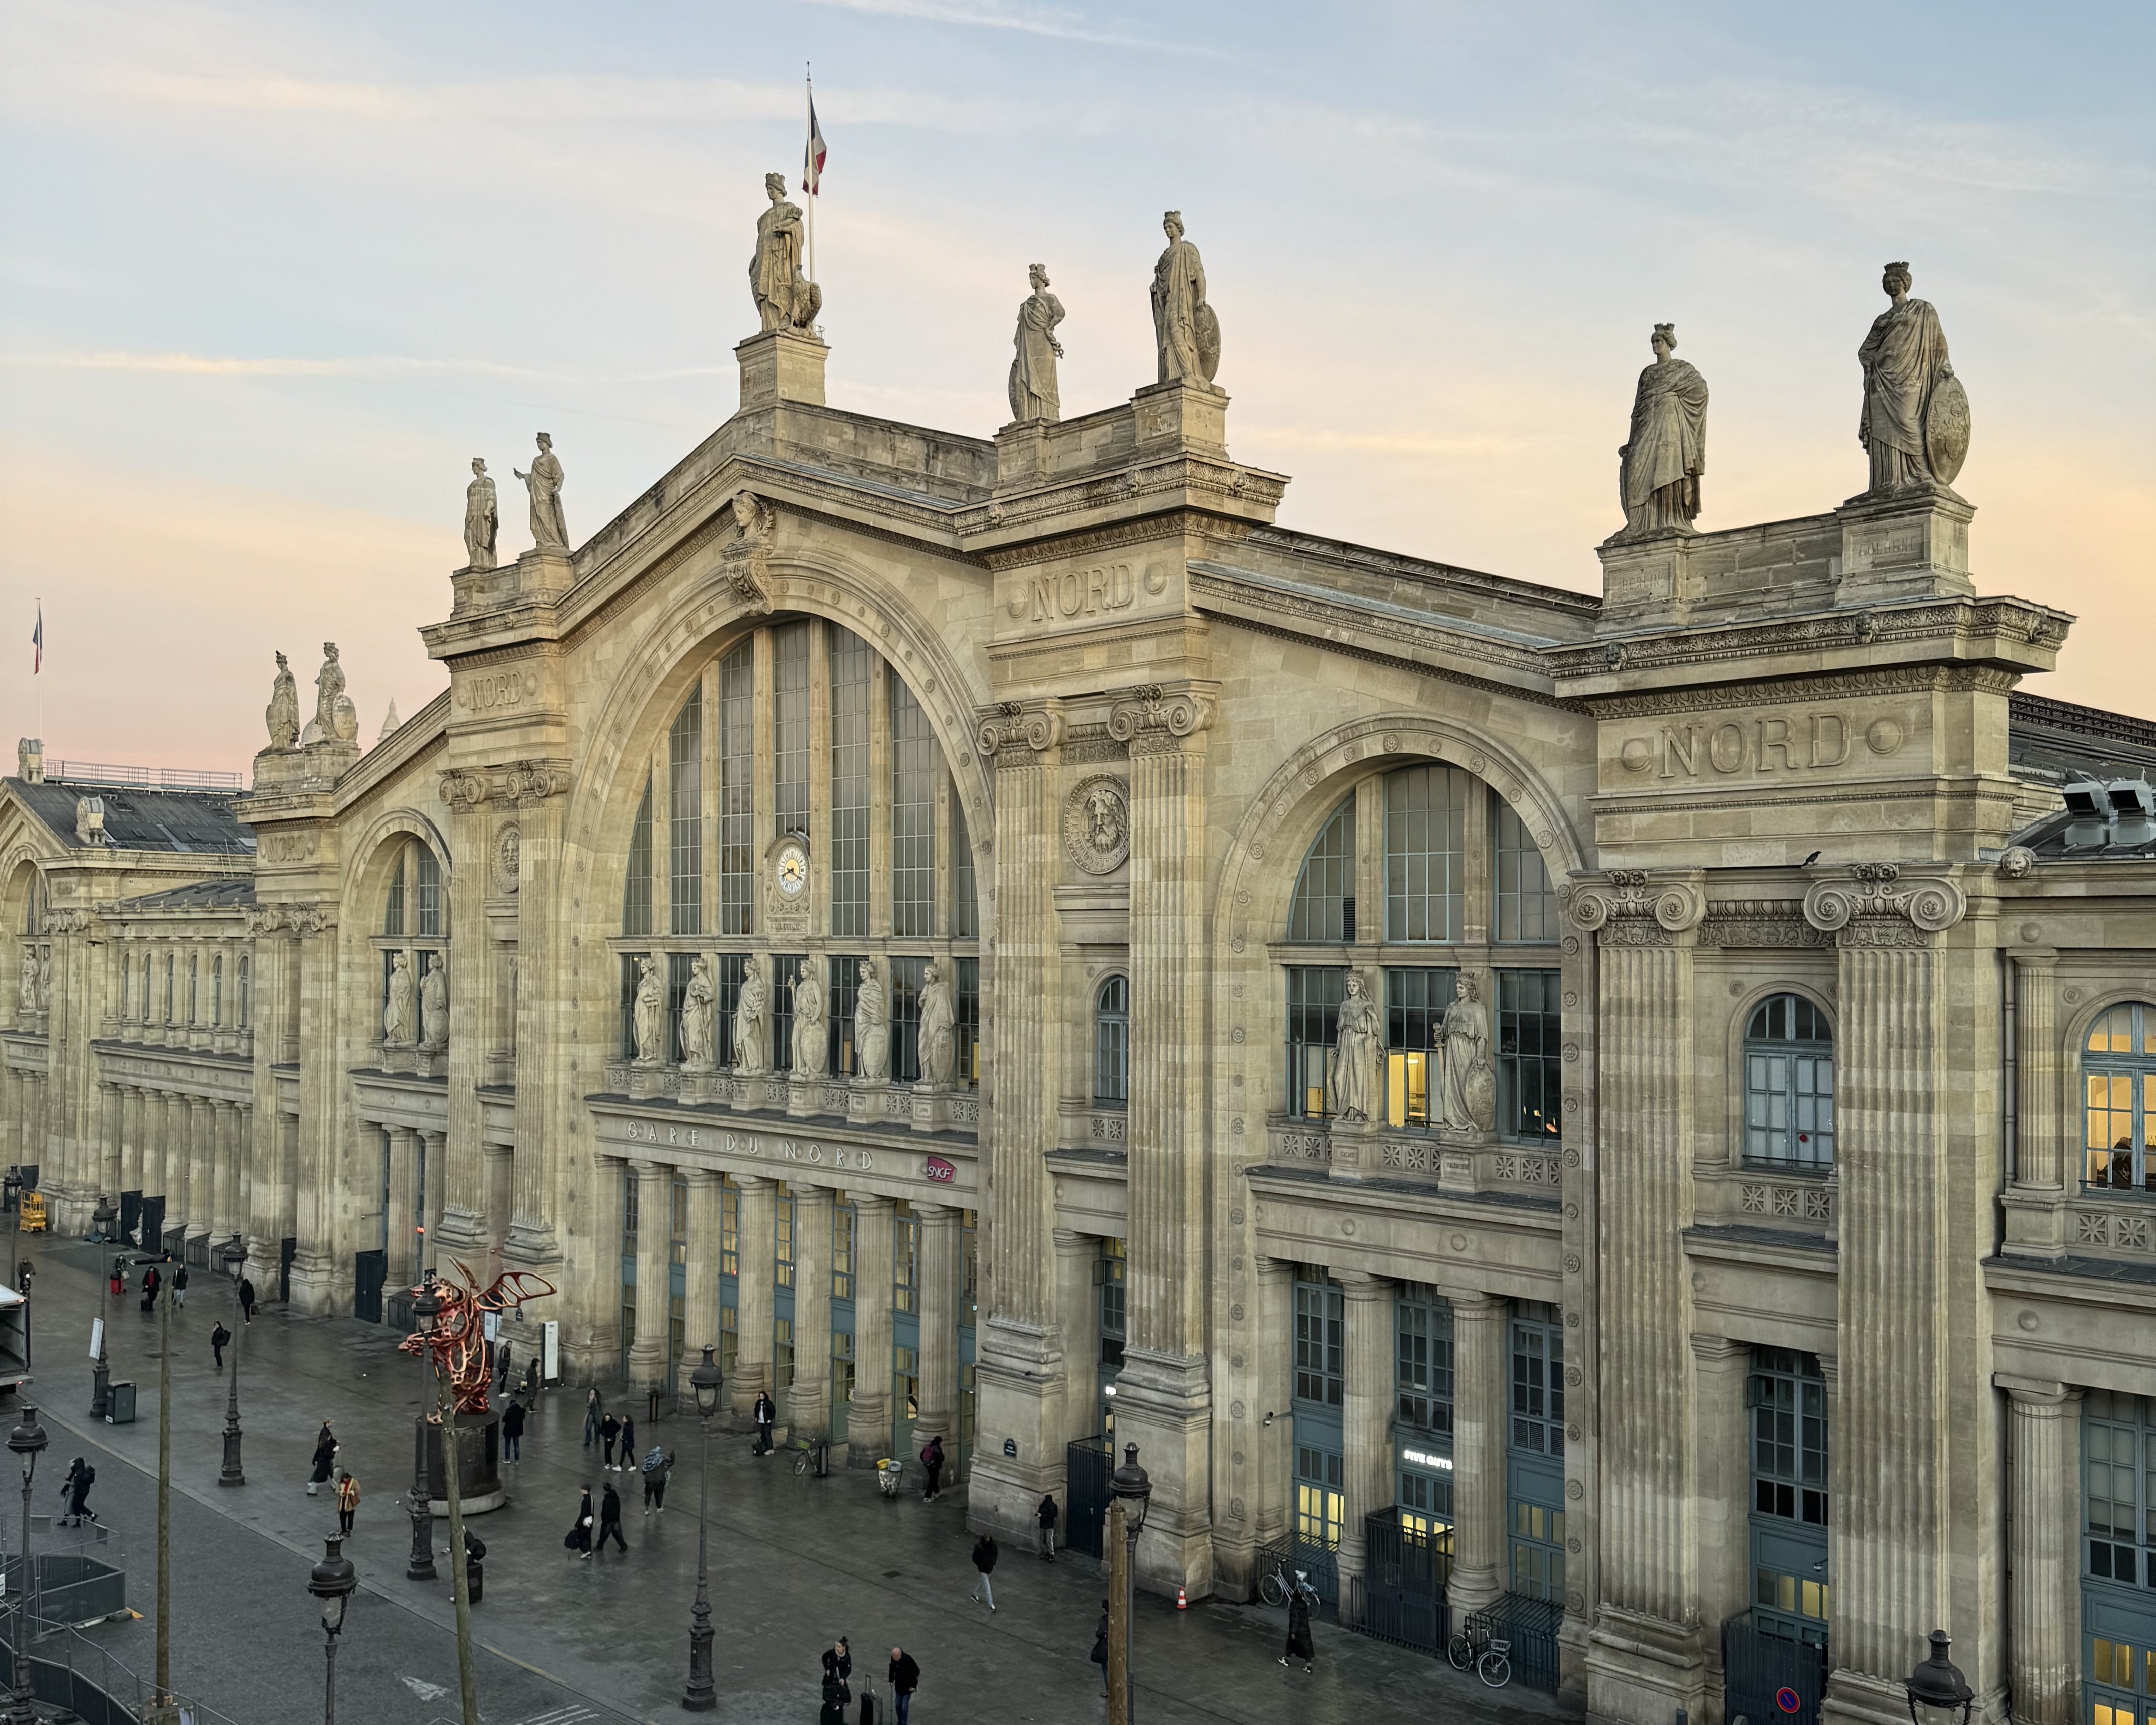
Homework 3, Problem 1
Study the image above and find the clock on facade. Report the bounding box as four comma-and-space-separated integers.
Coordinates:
774, 839, 809, 899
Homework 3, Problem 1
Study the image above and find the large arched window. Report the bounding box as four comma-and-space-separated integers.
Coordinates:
2085, 1003, 2156, 1191
1743, 994, 1833, 1170
374, 836, 449, 1043
1287, 799, 1352, 942
1094, 976, 1129, 1106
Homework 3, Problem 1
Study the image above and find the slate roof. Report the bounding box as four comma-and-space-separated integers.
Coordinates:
2008, 693, 2156, 782
114, 879, 257, 913
4, 778, 255, 854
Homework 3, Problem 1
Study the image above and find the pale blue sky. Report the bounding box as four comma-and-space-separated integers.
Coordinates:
3, 1, 2150, 764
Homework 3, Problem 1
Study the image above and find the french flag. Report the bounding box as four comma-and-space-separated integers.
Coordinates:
29, 605, 40, 675
803, 91, 827, 196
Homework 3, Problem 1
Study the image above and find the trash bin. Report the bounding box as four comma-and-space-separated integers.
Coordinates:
107, 1382, 137, 1425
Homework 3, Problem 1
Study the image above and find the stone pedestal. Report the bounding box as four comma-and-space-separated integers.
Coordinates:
736, 330, 827, 411
1327, 1115, 1378, 1181
424, 1410, 505, 1515
512, 548, 575, 601
729, 1073, 776, 1113
1833, 489, 1974, 608
678, 1063, 715, 1105
847, 1081, 884, 1128
628, 1063, 664, 1101
909, 1084, 949, 1134
786, 1076, 821, 1119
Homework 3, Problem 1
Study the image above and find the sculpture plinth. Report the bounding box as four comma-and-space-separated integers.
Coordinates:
423, 1409, 505, 1515
737, 330, 827, 411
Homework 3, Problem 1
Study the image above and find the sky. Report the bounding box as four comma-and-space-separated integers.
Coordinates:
2, 0, 2151, 771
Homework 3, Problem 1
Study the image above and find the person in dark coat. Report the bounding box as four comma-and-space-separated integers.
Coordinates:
59, 1459, 95, 1528
583, 1387, 602, 1449
641, 1449, 673, 1514
495, 1341, 512, 1391
1036, 1491, 1059, 1561
565, 1488, 594, 1558
821, 1637, 851, 1697
307, 1422, 337, 1495
172, 1263, 188, 1307
618, 1411, 637, 1472
887, 1648, 920, 1725
752, 1390, 776, 1456
600, 1411, 621, 1471
210, 1320, 231, 1371
139, 1266, 159, 1313
461, 1527, 486, 1605
500, 1397, 527, 1464
1091, 1601, 1110, 1695
238, 1276, 256, 1323
596, 1481, 627, 1553
108, 1262, 124, 1301
1280, 1586, 1315, 1672
918, 1434, 944, 1501
968, 1532, 998, 1611
818, 1675, 849, 1725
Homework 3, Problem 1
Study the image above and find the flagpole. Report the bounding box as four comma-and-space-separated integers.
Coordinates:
804, 64, 817, 284
33, 598, 43, 751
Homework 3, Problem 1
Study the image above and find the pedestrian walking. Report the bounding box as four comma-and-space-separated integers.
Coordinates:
1035, 1491, 1059, 1561
210, 1320, 231, 1371
495, 1341, 513, 1391
500, 1396, 526, 1463
139, 1266, 159, 1313
596, 1481, 627, 1553
58, 1458, 95, 1528
583, 1387, 602, 1450
1280, 1584, 1315, 1673
619, 1410, 637, 1472
238, 1274, 256, 1323
108, 1261, 124, 1301
918, 1434, 944, 1501
641, 1446, 673, 1514
307, 1421, 337, 1495
334, 1467, 360, 1535
172, 1263, 188, 1307
565, 1487, 594, 1558
887, 1648, 920, 1725
522, 1357, 540, 1399
1090, 1601, 1109, 1695
752, 1390, 776, 1456
600, 1411, 621, 1470
17, 1260, 31, 1296
461, 1526, 486, 1605
968, 1531, 999, 1611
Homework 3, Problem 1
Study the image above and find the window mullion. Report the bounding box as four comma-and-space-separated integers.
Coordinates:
701, 658, 721, 939
808, 622, 833, 923
868, 654, 891, 938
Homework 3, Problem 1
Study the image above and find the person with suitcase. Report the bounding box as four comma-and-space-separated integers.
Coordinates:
887, 1648, 920, 1725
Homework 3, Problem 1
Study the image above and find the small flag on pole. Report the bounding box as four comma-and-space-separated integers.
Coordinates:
803, 85, 827, 195
30, 604, 41, 676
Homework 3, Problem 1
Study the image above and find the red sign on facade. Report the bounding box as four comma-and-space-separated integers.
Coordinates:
923, 1155, 957, 1184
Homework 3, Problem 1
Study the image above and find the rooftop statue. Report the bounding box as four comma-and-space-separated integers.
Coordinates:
463, 457, 498, 571
1008, 264, 1066, 423
264, 651, 300, 749
750, 172, 823, 335
1150, 210, 1221, 388
514, 433, 569, 554
1858, 262, 1968, 496
1615, 323, 1708, 539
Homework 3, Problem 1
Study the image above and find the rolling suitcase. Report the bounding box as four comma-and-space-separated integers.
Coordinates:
856, 1690, 877, 1725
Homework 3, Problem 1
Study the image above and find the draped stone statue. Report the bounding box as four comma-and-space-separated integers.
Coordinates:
733, 955, 769, 1074
631, 954, 665, 1066
1007, 264, 1066, 423
1327, 972, 1382, 1123
420, 957, 449, 1051
680, 954, 717, 1067
749, 172, 822, 335
16, 949, 36, 1015
1616, 324, 1708, 539
792, 967, 828, 1077
1439, 973, 1495, 1134
854, 959, 889, 1082
383, 952, 416, 1045
463, 457, 499, 571
264, 652, 300, 749
1858, 262, 1968, 495
514, 434, 570, 554
1150, 211, 1221, 388
916, 960, 957, 1087
301, 642, 358, 746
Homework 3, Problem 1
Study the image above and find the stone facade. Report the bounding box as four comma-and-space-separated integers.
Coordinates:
4, 285, 2153, 1725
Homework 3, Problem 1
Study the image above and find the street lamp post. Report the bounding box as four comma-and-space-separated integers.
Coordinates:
406, 1276, 439, 1582
6, 1403, 49, 1725
307, 1535, 357, 1725
683, 1345, 724, 1712
216, 1235, 246, 1487
88, 1198, 116, 1420
1110, 1443, 1153, 1725
1904, 1630, 1976, 1725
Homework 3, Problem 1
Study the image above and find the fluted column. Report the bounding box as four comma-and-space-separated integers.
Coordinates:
1251, 1255, 1296, 1552
287, 906, 340, 1314
118, 1085, 141, 1198
789, 1185, 834, 1441
2001, 1376, 2077, 1725
97, 1082, 120, 1211
419, 1129, 446, 1274
627, 1160, 670, 1391
211, 1100, 240, 1243
386, 1127, 417, 1286
679, 1170, 721, 1396
187, 1096, 215, 1239
730, 1176, 776, 1417
1336, 1271, 1394, 1595
1690, 1335, 1753, 1667
848, 1195, 894, 1465
913, 1202, 961, 1458
1052, 1228, 1099, 1459
2003, 947, 2064, 1258
1448, 1291, 1509, 1617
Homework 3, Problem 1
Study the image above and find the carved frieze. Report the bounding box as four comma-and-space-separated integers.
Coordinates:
1803, 862, 1967, 947
438, 760, 571, 808
1699, 901, 1834, 950
246, 903, 331, 937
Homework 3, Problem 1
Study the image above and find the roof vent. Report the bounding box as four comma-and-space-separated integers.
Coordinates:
2063, 780, 2111, 849
2111, 779, 2156, 848
15, 739, 42, 784
75, 796, 106, 846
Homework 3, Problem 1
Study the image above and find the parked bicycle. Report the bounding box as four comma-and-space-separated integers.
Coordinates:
1447, 1618, 1513, 1688
1257, 1557, 1320, 1610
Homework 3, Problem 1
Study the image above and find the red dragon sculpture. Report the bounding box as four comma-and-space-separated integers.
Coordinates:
397, 1262, 556, 1416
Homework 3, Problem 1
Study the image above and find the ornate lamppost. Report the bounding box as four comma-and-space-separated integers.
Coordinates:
89, 1198, 116, 1420
5, 1404, 48, 1725
1110, 1443, 1153, 1724
307, 1535, 357, 1725
216, 1235, 247, 1486
1904, 1630, 1976, 1725
405, 1274, 440, 1582
682, 1345, 724, 1712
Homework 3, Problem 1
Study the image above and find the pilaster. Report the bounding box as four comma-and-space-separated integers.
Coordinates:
679, 1170, 721, 1398
790, 1184, 834, 1442
849, 1195, 895, 1465
1336, 1271, 1394, 1597
1998, 1376, 2078, 1725
1447, 1291, 1510, 1619
628, 1160, 670, 1391
731, 1175, 776, 1417
913, 1201, 962, 1465
1690, 1333, 1754, 1721
2001, 948, 2064, 1260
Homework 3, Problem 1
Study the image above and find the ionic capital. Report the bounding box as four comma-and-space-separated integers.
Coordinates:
975, 699, 1065, 761
1565, 870, 1705, 947
1106, 682, 1216, 753
1803, 862, 1966, 947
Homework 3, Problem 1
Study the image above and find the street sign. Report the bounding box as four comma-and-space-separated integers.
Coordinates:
88, 1318, 102, 1361
1777, 1686, 1803, 1714
543, 1319, 560, 1383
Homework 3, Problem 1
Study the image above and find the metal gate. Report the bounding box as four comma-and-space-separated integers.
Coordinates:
1065, 1436, 1112, 1559
118, 1194, 140, 1247
1724, 1616, 1826, 1725
279, 1236, 296, 1305
353, 1250, 387, 1325
1356, 1510, 1451, 1655
135, 1197, 163, 1255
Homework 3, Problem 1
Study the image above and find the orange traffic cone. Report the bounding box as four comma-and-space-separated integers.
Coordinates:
1176, 1585, 1188, 1611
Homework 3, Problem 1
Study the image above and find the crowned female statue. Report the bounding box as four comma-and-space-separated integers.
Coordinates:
749, 172, 823, 334
1616, 324, 1708, 538
1150, 211, 1220, 387
1008, 264, 1066, 423
1327, 973, 1382, 1123
1858, 261, 1966, 495
854, 960, 890, 1082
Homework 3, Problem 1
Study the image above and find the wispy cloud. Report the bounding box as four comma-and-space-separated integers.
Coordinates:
0, 350, 732, 385
795, 0, 1184, 51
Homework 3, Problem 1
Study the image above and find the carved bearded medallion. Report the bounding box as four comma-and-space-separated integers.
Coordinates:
1063, 775, 1130, 875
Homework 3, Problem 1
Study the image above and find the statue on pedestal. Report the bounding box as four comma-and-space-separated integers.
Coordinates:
383, 952, 416, 1045
1150, 211, 1221, 388
264, 651, 300, 749
1008, 264, 1066, 423
420, 957, 449, 1051
1858, 262, 1968, 495
749, 172, 822, 335
733, 956, 769, 1074
300, 642, 358, 746
793, 966, 828, 1076
854, 960, 889, 1082
680, 955, 717, 1067
1616, 324, 1708, 539
514, 434, 569, 554
16, 948, 36, 1015
1327, 972, 1381, 1123
1438, 973, 1495, 1134
916, 961, 957, 1087
463, 458, 499, 571
631, 954, 665, 1065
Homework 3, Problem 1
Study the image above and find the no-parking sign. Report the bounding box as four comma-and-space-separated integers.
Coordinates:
1776, 1688, 1803, 1715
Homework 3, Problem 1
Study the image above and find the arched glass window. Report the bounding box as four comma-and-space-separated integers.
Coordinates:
1744, 994, 1833, 1170
383, 854, 405, 936
622, 775, 654, 937
1288, 799, 1353, 942
1384, 764, 1466, 942
669, 689, 703, 936
1492, 795, 1557, 943
2084, 1003, 2156, 1191
237, 955, 251, 1030
1094, 976, 1130, 1105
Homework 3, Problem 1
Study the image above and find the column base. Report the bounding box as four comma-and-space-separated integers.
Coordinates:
1584, 1607, 1710, 1725
787, 1376, 831, 1442
503, 1219, 563, 1272
845, 1394, 891, 1466
287, 1248, 338, 1317
967, 1318, 1071, 1535
432, 1205, 487, 1261
1103, 1344, 1214, 1600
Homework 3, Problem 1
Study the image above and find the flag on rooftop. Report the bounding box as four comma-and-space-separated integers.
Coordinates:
803, 84, 827, 196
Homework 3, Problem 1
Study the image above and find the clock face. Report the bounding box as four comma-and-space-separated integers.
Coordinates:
775, 843, 808, 899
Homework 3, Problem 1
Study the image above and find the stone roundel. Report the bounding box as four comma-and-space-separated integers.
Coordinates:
1230, 1303, 1245, 1321
1562, 1148, 1581, 1168
1233, 1450, 1245, 1465
1449, 1232, 1469, 1252
1567, 1537, 1582, 1555
2017, 1309, 2039, 1332
1063, 774, 1130, 875
1230, 1207, 1245, 1226
1564, 1367, 1582, 1388
1866, 717, 1906, 755
1340, 1219, 1357, 1236
1565, 1478, 1583, 1500
1563, 1253, 1582, 1275
1230, 1399, 1245, 1420
1228, 1496, 1247, 1521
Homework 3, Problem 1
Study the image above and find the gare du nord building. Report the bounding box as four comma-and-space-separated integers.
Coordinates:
4, 220, 2156, 1725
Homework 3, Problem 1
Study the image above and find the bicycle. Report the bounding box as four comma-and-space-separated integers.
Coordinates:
1256, 1557, 1319, 1610
791, 1437, 830, 1478
1446, 1619, 1512, 1688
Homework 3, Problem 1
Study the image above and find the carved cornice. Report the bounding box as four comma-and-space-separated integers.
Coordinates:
1587, 664, 2016, 720
1106, 683, 1216, 754
959, 457, 1286, 555
439, 759, 573, 809
247, 903, 331, 937
1566, 870, 1706, 947
1803, 863, 1967, 947
975, 700, 1065, 760
978, 514, 1200, 573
